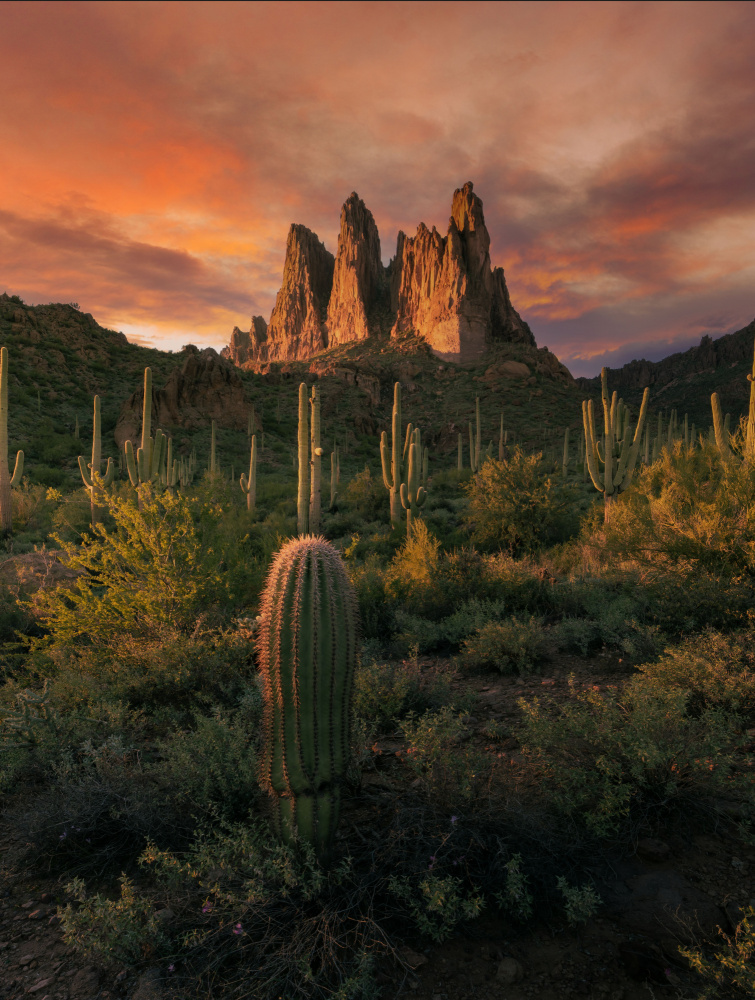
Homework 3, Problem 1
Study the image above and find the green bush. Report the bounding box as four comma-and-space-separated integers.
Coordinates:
460, 616, 548, 674
636, 627, 755, 722
463, 450, 579, 554
518, 675, 748, 836
343, 466, 385, 521
352, 659, 451, 728
398, 705, 489, 803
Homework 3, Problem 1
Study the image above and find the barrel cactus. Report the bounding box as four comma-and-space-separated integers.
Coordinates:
256, 536, 359, 861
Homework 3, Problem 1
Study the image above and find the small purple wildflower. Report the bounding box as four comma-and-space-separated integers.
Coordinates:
450, 815, 458, 825
233, 923, 243, 935
168, 964, 175, 973
202, 901, 212, 914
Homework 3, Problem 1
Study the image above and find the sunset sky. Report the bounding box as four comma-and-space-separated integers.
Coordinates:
1, 0, 753, 375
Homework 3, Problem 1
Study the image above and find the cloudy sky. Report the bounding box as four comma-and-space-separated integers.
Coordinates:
1, 0, 753, 375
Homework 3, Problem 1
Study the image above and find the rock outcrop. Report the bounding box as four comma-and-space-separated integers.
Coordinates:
326, 193, 386, 347
263, 225, 334, 363
114, 348, 252, 449
576, 319, 755, 394
224, 182, 533, 366
391, 182, 533, 361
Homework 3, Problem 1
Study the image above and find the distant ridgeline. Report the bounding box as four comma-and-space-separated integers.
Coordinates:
576, 318, 755, 428
222, 181, 535, 367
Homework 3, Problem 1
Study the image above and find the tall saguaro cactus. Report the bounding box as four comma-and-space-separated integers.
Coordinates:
583, 368, 650, 522
297, 383, 309, 534
124, 367, 166, 505
469, 396, 481, 473
78, 395, 115, 527
400, 441, 427, 539
0, 348, 24, 537
240, 435, 257, 513
256, 536, 359, 861
309, 386, 323, 533
380, 382, 412, 526
712, 334, 755, 464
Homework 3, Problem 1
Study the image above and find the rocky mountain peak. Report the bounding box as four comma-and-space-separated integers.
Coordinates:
224, 182, 533, 367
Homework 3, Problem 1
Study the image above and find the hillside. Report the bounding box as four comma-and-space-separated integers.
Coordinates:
0, 293, 584, 490
576, 318, 755, 430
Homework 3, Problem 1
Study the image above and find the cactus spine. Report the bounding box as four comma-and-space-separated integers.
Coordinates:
240, 435, 257, 513
309, 386, 323, 533
256, 536, 359, 861
78, 394, 115, 527
124, 367, 166, 506
380, 382, 411, 526
0, 348, 24, 537
582, 368, 650, 522
400, 441, 427, 539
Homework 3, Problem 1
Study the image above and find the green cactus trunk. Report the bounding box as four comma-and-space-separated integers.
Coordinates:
400, 440, 427, 540
78, 394, 115, 528
582, 368, 650, 523
297, 383, 309, 534
240, 435, 257, 513
124, 367, 166, 509
0, 348, 24, 538
256, 536, 359, 862
309, 386, 323, 534
380, 382, 405, 526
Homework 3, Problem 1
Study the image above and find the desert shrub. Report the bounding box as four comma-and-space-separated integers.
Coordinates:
463, 450, 579, 554
383, 520, 442, 616
387, 872, 485, 943
518, 676, 748, 837
636, 627, 755, 722
343, 466, 385, 521
393, 599, 510, 654
680, 903, 755, 999
61, 873, 172, 965
460, 616, 548, 674
599, 440, 755, 579
352, 660, 451, 728
32, 489, 265, 654
398, 706, 490, 803
348, 552, 394, 644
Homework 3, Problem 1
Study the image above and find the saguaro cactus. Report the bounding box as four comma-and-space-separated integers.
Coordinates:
583, 368, 650, 522
0, 348, 24, 537
380, 382, 412, 526
400, 441, 427, 539
124, 367, 166, 505
240, 435, 257, 513
468, 396, 482, 473
309, 386, 323, 534
297, 383, 309, 534
78, 395, 115, 527
712, 334, 755, 464
256, 536, 359, 861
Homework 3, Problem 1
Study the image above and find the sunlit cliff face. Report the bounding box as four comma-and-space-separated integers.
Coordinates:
1, 0, 753, 374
